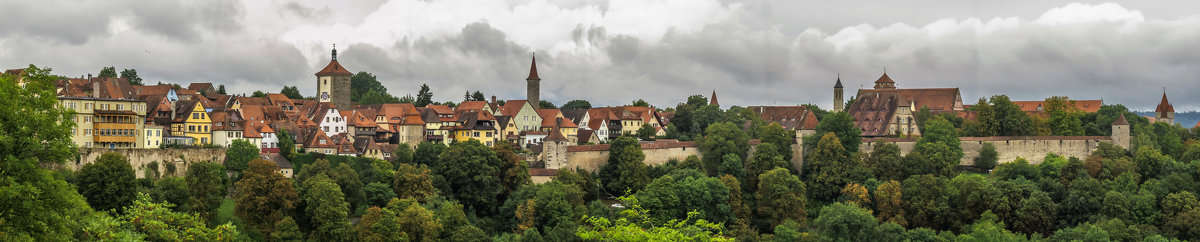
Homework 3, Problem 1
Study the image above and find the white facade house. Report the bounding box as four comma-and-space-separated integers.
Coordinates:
315, 105, 348, 137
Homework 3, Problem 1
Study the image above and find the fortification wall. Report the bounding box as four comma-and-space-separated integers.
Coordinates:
74, 148, 226, 178
565, 141, 702, 171
860, 136, 1112, 166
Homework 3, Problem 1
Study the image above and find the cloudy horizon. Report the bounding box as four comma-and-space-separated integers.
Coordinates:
3, 0, 1198, 111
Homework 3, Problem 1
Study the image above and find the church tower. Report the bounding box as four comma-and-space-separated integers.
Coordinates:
1155, 91, 1175, 124
833, 74, 844, 112
710, 90, 720, 107
526, 54, 541, 108
316, 44, 353, 108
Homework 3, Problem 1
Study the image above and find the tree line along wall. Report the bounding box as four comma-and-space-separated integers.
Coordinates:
72, 148, 227, 179
859, 136, 1115, 166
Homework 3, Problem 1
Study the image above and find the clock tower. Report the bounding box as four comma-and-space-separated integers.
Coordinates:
316, 44, 353, 108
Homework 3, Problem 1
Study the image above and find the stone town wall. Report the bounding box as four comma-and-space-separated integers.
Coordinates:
73, 148, 226, 178
564, 140, 805, 172
860, 136, 1113, 166
565, 141, 702, 171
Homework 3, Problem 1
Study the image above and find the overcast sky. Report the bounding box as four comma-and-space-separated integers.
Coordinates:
2, 0, 1198, 111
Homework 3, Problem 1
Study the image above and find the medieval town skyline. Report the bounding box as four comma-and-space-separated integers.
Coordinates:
2, 1, 1199, 111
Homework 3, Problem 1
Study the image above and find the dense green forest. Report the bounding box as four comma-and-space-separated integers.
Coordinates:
6, 66, 1200, 241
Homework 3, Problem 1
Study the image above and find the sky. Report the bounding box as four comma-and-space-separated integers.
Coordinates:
2, 0, 1198, 111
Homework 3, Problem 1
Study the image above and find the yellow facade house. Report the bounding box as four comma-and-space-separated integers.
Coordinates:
171, 100, 212, 145
452, 110, 498, 147
58, 97, 147, 149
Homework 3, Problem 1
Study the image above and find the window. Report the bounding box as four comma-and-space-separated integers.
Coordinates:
86, 116, 92, 123
193, 113, 198, 119
324, 149, 332, 154
189, 125, 195, 132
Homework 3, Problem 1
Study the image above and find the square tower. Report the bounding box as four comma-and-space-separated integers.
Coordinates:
316, 45, 353, 109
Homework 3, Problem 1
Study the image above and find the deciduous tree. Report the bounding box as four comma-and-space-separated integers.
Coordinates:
756, 168, 808, 227
77, 152, 138, 212
434, 140, 503, 215
225, 139, 259, 178
874, 180, 906, 226
234, 159, 298, 236
393, 163, 437, 201
600, 137, 650, 196
302, 175, 351, 241
698, 122, 750, 175
187, 162, 226, 223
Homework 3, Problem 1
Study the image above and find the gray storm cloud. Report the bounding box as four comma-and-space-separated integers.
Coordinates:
0, 0, 1197, 111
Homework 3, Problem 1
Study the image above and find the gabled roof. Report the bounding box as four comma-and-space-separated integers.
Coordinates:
499, 100, 529, 117
537, 109, 578, 128
456, 110, 496, 131
561, 109, 588, 126
456, 101, 489, 112
350, 110, 377, 128
546, 120, 568, 142
875, 73, 895, 84
1156, 93, 1175, 113
172, 100, 203, 122
856, 88, 962, 111
263, 154, 292, 169
748, 106, 820, 131
187, 83, 215, 94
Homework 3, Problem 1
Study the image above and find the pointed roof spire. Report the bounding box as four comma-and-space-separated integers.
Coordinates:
834, 73, 843, 88
710, 90, 719, 106
1156, 91, 1175, 113
332, 44, 338, 61
546, 117, 567, 141
1113, 113, 1129, 125
526, 53, 540, 80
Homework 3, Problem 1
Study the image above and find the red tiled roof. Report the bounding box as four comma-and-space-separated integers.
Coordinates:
1113, 114, 1129, 125
527, 55, 540, 80
1156, 93, 1175, 113
456, 101, 489, 112
499, 100, 528, 117
537, 109, 578, 128
315, 60, 352, 76
748, 106, 819, 131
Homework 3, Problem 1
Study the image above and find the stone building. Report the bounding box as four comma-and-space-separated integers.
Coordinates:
1155, 91, 1175, 124
316, 45, 352, 110
833, 75, 844, 112
542, 118, 570, 169
845, 72, 964, 137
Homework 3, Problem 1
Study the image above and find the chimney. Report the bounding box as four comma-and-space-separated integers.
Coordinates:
491, 96, 497, 104
92, 82, 100, 98
556, 117, 563, 128
88, 74, 92, 79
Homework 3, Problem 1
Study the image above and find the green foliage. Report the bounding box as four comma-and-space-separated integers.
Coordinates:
970, 95, 1035, 136
1164, 208, 1200, 240
636, 170, 733, 224
759, 123, 795, 162
913, 116, 962, 177
270, 216, 303, 241
225, 139, 259, 175
539, 100, 556, 109
217, 85, 226, 95
902, 175, 951, 230
630, 99, 649, 107
495, 142, 531, 199
698, 122, 750, 176
414, 141, 447, 166
188, 162, 226, 224
1013, 190, 1057, 236
119, 68, 143, 85
866, 141, 906, 181
280, 86, 303, 99
351, 71, 399, 103
415, 84, 434, 107
600, 137, 650, 196
636, 124, 657, 141
805, 111, 861, 155
499, 181, 584, 233
234, 159, 297, 236
804, 133, 864, 202
717, 153, 746, 182
994, 157, 1039, 181
1059, 177, 1104, 227
434, 140, 503, 215
77, 152, 138, 212
576, 196, 733, 241
555, 168, 603, 202
98, 66, 117, 78
363, 183, 397, 208
302, 175, 352, 241
393, 163, 437, 201
119, 193, 241, 241
975, 143, 999, 171
745, 142, 790, 196
393, 143, 414, 165
0, 65, 95, 240
561, 99, 593, 110
813, 202, 881, 240
954, 211, 1025, 241
756, 168, 808, 227
152, 177, 190, 211
251, 90, 267, 97
1135, 146, 1173, 180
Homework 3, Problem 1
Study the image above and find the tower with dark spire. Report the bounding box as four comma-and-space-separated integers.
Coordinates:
1155, 90, 1175, 124
710, 90, 719, 107
315, 44, 353, 108
526, 54, 541, 108
833, 74, 844, 112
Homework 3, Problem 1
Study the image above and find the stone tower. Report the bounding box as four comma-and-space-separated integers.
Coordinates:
543, 117, 569, 169
1111, 114, 1131, 150
526, 54, 541, 109
833, 74, 844, 112
316, 44, 353, 109
1155, 91, 1175, 124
